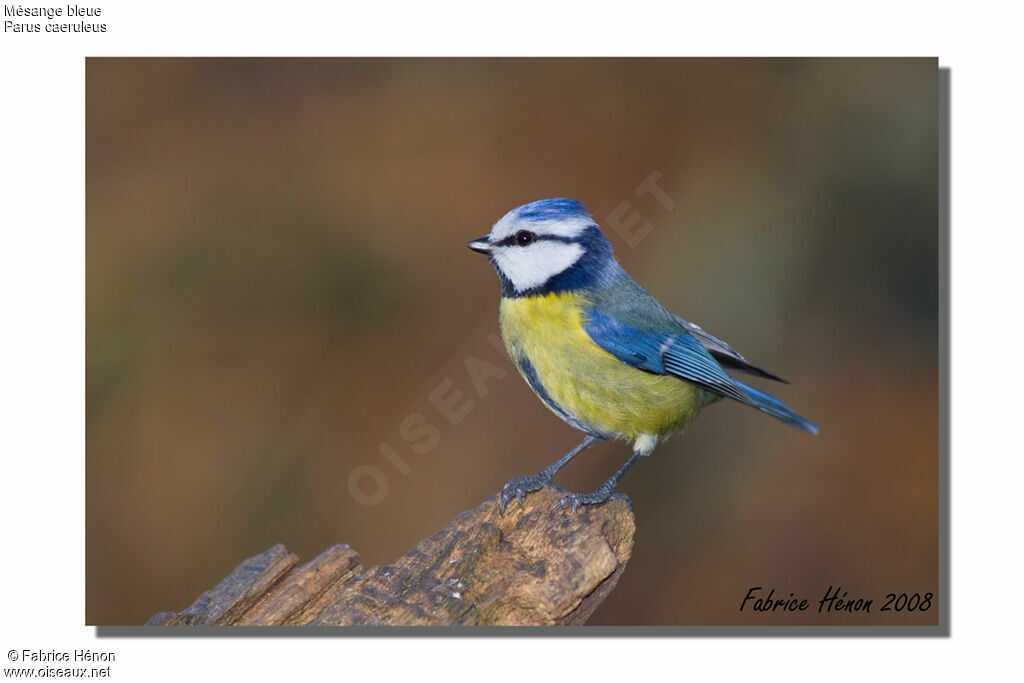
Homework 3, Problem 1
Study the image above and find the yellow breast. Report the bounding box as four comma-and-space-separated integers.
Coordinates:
499, 291, 703, 442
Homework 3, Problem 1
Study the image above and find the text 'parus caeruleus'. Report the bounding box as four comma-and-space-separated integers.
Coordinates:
468, 198, 817, 513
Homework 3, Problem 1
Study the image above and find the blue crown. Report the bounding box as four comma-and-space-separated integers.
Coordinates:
512, 198, 593, 224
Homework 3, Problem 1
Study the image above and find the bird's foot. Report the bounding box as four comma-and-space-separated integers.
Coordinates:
553, 488, 632, 513
499, 473, 567, 514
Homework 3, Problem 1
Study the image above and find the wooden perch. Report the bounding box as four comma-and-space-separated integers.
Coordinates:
148, 488, 635, 626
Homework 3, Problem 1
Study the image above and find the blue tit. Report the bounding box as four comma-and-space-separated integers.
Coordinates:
467, 198, 818, 513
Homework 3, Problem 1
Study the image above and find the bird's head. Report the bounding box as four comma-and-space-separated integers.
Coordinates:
467, 198, 620, 297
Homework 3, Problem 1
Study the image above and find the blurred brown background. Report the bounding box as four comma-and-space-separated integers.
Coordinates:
86, 58, 938, 626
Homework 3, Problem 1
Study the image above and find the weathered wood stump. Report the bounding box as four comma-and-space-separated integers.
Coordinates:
148, 488, 635, 626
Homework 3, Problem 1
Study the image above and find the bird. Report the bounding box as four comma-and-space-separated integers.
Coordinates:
467, 198, 818, 513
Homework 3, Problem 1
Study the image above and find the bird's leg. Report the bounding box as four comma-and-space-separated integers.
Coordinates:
553, 449, 644, 512
499, 435, 599, 514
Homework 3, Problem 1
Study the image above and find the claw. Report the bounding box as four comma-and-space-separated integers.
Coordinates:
498, 473, 560, 515
551, 495, 576, 511
553, 489, 632, 512
612, 491, 634, 512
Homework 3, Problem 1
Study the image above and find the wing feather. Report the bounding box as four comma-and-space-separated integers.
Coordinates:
583, 309, 750, 404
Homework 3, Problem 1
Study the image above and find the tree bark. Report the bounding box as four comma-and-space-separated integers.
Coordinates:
148, 488, 635, 626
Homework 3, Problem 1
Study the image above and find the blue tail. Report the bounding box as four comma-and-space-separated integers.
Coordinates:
734, 379, 819, 435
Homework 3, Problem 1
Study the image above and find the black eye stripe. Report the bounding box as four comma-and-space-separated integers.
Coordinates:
494, 232, 576, 247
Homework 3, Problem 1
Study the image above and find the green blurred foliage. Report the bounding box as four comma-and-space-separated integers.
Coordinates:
86, 58, 937, 625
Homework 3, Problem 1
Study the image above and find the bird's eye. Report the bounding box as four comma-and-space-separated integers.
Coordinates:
515, 230, 535, 246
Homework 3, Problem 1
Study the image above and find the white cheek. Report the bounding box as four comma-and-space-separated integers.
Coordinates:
493, 242, 584, 292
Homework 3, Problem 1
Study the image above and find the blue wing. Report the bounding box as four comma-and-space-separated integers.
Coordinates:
583, 309, 751, 403
583, 308, 818, 434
